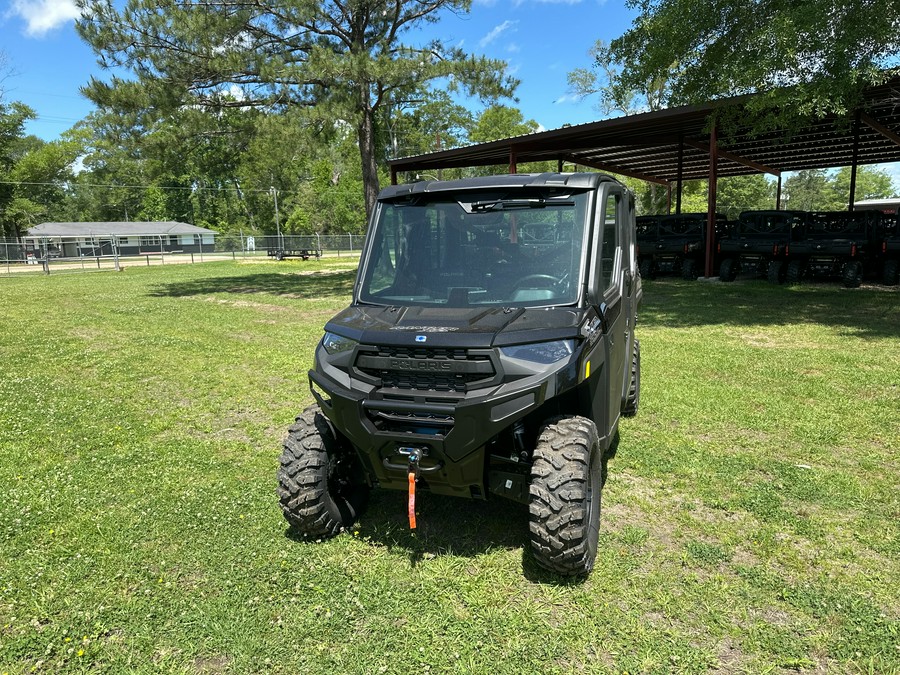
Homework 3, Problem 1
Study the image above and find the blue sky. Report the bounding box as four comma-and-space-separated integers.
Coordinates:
2, 0, 898, 189
1, 0, 633, 141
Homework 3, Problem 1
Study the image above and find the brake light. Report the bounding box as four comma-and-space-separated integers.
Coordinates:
773, 244, 779, 256
851, 243, 857, 257
684, 243, 689, 254
785, 245, 790, 256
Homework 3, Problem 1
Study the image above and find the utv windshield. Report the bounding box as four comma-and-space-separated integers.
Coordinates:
359, 190, 591, 307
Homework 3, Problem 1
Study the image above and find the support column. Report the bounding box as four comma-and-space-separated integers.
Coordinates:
676, 139, 684, 215
509, 148, 518, 174
390, 167, 397, 186
557, 158, 563, 173
848, 111, 861, 211
705, 123, 719, 278
776, 174, 783, 210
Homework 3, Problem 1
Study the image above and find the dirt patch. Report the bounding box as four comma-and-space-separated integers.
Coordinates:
709, 637, 747, 674
193, 654, 231, 673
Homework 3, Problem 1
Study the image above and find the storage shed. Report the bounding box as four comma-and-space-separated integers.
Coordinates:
25, 222, 216, 258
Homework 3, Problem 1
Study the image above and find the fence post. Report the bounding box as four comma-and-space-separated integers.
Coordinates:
112, 234, 120, 272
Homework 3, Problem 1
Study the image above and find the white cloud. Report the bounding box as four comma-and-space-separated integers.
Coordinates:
9, 0, 81, 37
506, 43, 521, 54
479, 20, 517, 49
554, 93, 581, 105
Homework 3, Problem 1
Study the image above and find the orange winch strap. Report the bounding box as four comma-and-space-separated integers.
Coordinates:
408, 471, 417, 529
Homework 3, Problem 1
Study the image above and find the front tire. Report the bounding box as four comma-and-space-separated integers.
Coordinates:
529, 416, 603, 576
277, 404, 369, 538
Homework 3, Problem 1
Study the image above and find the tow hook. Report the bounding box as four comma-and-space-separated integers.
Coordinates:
381, 447, 443, 529
400, 446, 425, 530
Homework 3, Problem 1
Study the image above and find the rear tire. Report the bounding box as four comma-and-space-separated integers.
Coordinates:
719, 257, 737, 282
882, 259, 899, 286
681, 258, 698, 280
639, 257, 654, 280
277, 404, 369, 538
623, 340, 640, 418
841, 260, 863, 288
529, 416, 603, 577
767, 260, 786, 284
786, 259, 804, 284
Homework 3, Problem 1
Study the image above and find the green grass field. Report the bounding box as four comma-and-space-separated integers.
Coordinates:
1, 260, 898, 674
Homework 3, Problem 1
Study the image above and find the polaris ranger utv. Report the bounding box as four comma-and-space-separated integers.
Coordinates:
637, 212, 727, 280
718, 210, 807, 283
278, 173, 642, 576
785, 209, 886, 287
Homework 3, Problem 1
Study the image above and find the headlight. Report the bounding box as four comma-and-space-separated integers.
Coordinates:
322, 332, 358, 355
500, 339, 574, 364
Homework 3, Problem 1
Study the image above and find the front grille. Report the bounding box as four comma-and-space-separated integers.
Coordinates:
355, 346, 496, 393
365, 409, 454, 437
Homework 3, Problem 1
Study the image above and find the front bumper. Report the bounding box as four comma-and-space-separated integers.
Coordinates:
308, 350, 572, 498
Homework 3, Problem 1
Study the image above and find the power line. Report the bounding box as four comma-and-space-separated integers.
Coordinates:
0, 180, 299, 195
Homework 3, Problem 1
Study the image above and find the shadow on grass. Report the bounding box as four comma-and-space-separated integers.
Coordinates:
283, 436, 622, 583
641, 279, 899, 339
356, 489, 529, 560
148, 271, 356, 299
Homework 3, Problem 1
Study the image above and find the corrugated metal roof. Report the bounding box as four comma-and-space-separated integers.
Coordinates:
27, 222, 217, 237
389, 76, 900, 184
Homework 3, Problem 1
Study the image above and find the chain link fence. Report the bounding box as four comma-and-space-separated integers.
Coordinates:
1, 233, 363, 276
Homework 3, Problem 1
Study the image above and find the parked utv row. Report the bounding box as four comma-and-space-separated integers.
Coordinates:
636, 209, 899, 287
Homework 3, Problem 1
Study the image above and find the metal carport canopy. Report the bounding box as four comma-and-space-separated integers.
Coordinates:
387, 76, 900, 187
387, 76, 900, 278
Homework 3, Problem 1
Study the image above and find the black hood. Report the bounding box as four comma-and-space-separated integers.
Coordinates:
324, 304, 584, 348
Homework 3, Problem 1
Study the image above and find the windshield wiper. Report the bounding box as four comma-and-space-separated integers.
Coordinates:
470, 198, 574, 211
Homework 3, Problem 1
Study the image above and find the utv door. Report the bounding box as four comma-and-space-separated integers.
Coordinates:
585, 185, 631, 440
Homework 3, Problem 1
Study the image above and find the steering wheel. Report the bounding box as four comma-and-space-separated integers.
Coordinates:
514, 274, 561, 289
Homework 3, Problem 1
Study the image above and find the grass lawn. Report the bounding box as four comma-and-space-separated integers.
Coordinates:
1, 260, 897, 674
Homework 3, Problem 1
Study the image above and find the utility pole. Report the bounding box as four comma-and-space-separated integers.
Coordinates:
270, 186, 282, 250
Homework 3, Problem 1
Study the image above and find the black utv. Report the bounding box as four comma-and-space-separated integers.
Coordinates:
717, 210, 807, 283
277, 173, 642, 576
637, 212, 727, 280
785, 209, 886, 287
876, 213, 899, 286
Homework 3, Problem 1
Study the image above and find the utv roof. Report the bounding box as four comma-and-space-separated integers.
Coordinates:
377, 172, 617, 200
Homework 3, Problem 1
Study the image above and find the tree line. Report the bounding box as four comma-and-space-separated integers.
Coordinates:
1, 0, 898, 240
